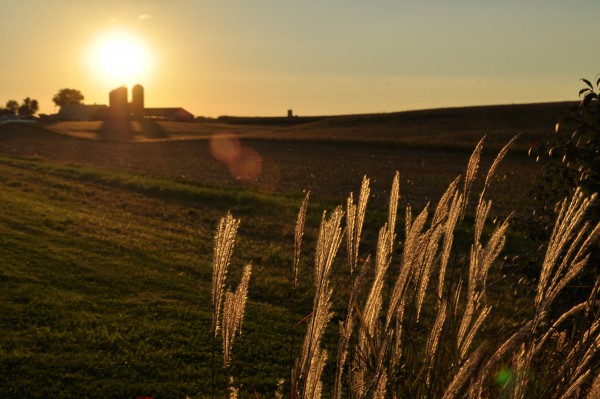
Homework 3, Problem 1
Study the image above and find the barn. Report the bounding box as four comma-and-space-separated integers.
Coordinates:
144, 107, 195, 122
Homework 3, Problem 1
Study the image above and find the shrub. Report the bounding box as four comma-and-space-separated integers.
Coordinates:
530, 76, 600, 228
528, 76, 600, 309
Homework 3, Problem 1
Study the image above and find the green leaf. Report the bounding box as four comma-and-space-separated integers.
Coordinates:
582, 92, 595, 106
581, 78, 593, 89
579, 88, 591, 96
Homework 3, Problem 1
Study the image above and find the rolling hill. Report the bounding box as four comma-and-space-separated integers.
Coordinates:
42, 101, 576, 152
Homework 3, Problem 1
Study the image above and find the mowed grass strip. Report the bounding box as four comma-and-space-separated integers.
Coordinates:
0, 156, 299, 214
0, 156, 303, 398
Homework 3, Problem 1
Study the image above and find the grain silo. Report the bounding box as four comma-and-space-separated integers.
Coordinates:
132, 84, 144, 118
109, 86, 128, 117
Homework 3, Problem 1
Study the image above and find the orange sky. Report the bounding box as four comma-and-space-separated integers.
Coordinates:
1, 1, 599, 117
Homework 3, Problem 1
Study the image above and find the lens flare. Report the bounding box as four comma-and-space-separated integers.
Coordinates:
209, 133, 241, 162
210, 132, 263, 182
229, 147, 262, 181
495, 367, 513, 386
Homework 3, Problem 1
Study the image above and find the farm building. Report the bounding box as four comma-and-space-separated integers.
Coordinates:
57, 85, 194, 122
109, 87, 129, 117
108, 84, 194, 122
57, 104, 109, 121
144, 107, 194, 122
131, 84, 144, 117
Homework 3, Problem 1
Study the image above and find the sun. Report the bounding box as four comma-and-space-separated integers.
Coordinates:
88, 29, 153, 86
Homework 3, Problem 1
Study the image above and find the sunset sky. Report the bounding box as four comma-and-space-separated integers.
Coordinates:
2, 0, 599, 117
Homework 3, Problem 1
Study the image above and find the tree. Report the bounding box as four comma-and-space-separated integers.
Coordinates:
527, 76, 600, 308
530, 76, 600, 224
5, 100, 19, 115
52, 88, 84, 107
17, 97, 39, 116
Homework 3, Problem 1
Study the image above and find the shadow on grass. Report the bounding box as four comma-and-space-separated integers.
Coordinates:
98, 117, 133, 141
136, 119, 167, 139
98, 118, 168, 141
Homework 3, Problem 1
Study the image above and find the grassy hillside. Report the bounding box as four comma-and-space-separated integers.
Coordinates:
0, 150, 541, 397
1, 102, 596, 397
0, 151, 595, 398
243, 102, 576, 151
0, 155, 312, 397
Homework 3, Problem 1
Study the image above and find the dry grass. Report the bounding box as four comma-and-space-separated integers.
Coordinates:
221, 263, 252, 368
212, 213, 240, 337
209, 137, 599, 398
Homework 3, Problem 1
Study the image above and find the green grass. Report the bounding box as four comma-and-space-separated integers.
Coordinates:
0, 155, 308, 397
0, 153, 575, 398
0, 156, 300, 213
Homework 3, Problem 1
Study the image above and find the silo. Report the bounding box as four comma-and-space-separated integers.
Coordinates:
132, 84, 144, 118
109, 86, 128, 117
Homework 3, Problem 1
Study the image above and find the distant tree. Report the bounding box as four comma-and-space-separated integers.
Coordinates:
5, 100, 19, 114
17, 97, 39, 116
52, 88, 84, 107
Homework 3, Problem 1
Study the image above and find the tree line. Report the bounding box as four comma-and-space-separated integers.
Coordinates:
0, 98, 39, 117
0, 88, 84, 118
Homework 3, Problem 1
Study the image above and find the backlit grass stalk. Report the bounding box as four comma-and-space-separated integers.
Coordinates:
385, 205, 428, 376
222, 263, 252, 368
468, 191, 599, 397
334, 175, 370, 399
386, 204, 429, 331
222, 264, 252, 397
385, 172, 400, 312
372, 137, 513, 396
211, 213, 241, 398
360, 225, 392, 340
212, 213, 241, 337
346, 177, 370, 277
291, 192, 310, 392
351, 173, 399, 397
387, 172, 400, 257
535, 189, 599, 319
510, 189, 600, 398
333, 255, 368, 399
293, 207, 344, 399
437, 189, 463, 301
460, 136, 484, 221
456, 139, 515, 366
206, 137, 599, 398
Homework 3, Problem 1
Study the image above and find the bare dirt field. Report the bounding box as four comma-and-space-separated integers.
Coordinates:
0, 115, 542, 215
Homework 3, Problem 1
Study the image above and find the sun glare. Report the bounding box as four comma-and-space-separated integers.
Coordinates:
88, 29, 153, 86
